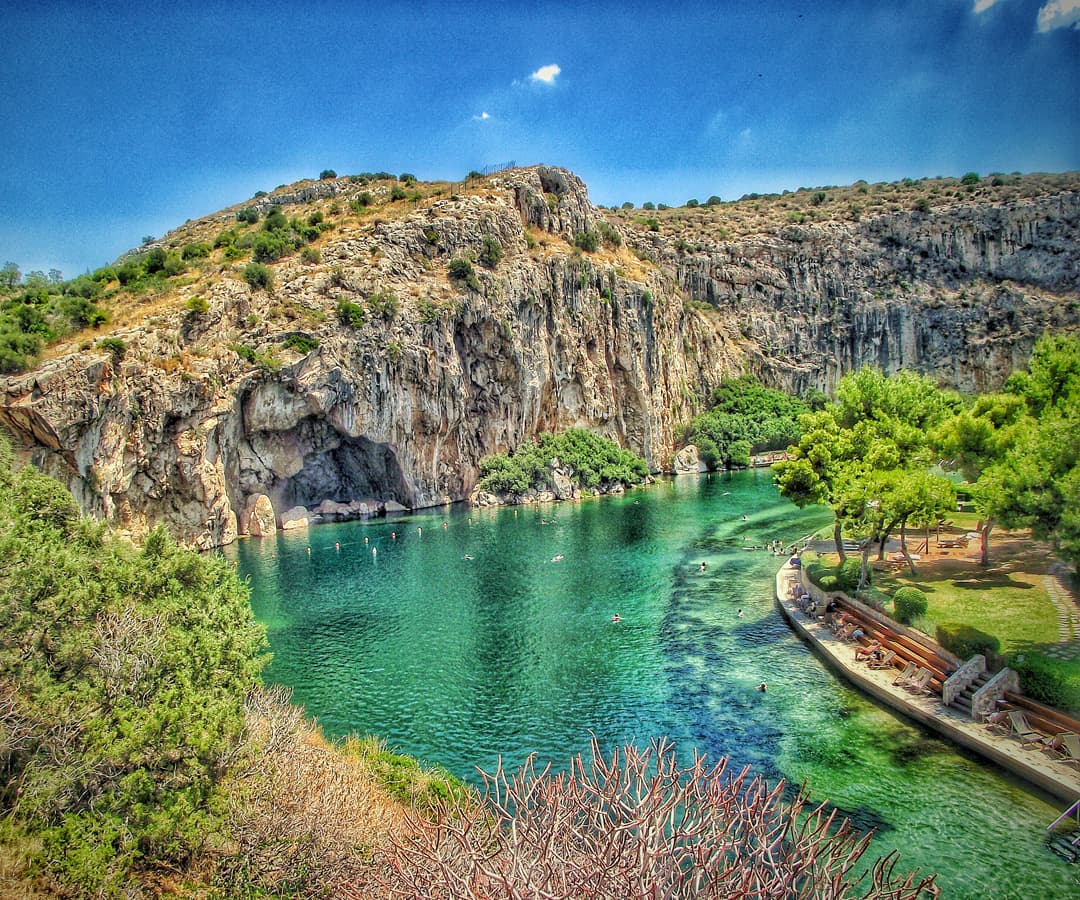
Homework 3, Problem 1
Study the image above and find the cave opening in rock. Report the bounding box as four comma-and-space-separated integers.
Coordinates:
280, 435, 411, 510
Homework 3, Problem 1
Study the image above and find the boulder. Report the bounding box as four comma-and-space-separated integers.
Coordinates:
674, 445, 708, 474
245, 493, 276, 536
279, 505, 310, 530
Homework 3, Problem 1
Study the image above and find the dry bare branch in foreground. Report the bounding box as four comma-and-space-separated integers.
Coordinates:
379, 736, 938, 899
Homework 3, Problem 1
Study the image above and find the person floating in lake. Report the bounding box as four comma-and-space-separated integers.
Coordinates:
463, 554, 473, 561
443, 521, 448, 529
737, 608, 743, 617
611, 613, 622, 623
391, 531, 396, 540
757, 681, 767, 692
371, 546, 377, 556
741, 514, 748, 521
334, 542, 340, 551
699, 562, 707, 573
417, 527, 422, 536
552, 554, 564, 562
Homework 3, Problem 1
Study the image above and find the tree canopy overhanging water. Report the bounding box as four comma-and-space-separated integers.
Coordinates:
229, 471, 1077, 898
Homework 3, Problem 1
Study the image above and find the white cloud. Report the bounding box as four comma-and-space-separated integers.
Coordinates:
472, 111, 491, 121
973, 0, 1003, 13
529, 64, 561, 84
1037, 0, 1080, 31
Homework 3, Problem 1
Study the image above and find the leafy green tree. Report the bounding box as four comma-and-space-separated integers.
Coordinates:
319, 169, 337, 179
776, 368, 957, 565
1, 261, 19, 289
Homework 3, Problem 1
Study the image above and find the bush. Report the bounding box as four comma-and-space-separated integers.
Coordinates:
706, 195, 723, 206
448, 258, 480, 291
181, 241, 211, 260
242, 263, 274, 291
185, 296, 209, 316
961, 172, 980, 185
836, 557, 865, 593
892, 587, 928, 624
336, 299, 365, 328
319, 169, 337, 179
368, 289, 399, 320
936, 622, 1000, 661
301, 246, 321, 264
390, 184, 407, 202
237, 206, 260, 224
282, 333, 319, 354
819, 575, 839, 592
97, 337, 126, 362
479, 235, 503, 269
251, 231, 289, 264
1010, 655, 1080, 712
573, 230, 600, 252
685, 198, 700, 208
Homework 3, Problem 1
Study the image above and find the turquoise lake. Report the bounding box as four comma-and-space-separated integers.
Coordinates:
228, 471, 1078, 898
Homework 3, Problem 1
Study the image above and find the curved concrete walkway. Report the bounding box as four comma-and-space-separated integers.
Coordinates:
775, 561, 1080, 806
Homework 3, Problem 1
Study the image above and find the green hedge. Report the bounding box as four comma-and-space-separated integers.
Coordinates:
936, 622, 1000, 661
1009, 655, 1080, 713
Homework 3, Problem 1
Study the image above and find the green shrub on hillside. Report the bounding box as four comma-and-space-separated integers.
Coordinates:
282, 333, 319, 354
336, 299, 365, 327
242, 263, 274, 291
573, 230, 600, 252
0, 445, 265, 894
479, 429, 648, 495
479, 235, 503, 269
448, 258, 480, 291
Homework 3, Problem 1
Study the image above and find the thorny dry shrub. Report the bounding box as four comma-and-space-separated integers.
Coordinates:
377, 736, 938, 900
214, 684, 407, 897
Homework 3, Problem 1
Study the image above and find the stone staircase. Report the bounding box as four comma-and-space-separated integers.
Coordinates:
948, 670, 991, 718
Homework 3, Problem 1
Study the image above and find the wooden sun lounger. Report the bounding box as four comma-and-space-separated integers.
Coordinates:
892, 661, 917, 686
1006, 710, 1044, 747
1043, 732, 1080, 768
904, 668, 934, 695
868, 649, 897, 670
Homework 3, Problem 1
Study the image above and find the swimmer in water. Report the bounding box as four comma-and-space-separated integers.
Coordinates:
306, 547, 311, 555
443, 521, 448, 529
611, 614, 622, 623
552, 554, 564, 562
464, 554, 474, 561
737, 608, 743, 617
372, 546, 377, 556
417, 527, 422, 536
334, 542, 340, 551
757, 681, 767, 692
699, 562, 707, 572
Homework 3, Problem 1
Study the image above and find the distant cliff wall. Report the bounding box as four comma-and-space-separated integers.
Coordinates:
1, 167, 1076, 547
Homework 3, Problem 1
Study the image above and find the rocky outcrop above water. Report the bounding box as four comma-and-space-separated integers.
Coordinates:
2, 166, 1077, 547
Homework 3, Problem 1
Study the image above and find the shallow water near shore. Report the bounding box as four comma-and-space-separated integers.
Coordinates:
230, 471, 1077, 898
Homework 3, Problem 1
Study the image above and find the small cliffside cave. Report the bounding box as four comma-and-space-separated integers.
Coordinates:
279, 435, 410, 510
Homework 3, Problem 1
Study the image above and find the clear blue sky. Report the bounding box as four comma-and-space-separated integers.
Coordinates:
2, 0, 1078, 278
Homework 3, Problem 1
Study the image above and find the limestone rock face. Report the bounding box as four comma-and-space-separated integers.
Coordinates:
674, 445, 708, 475
1, 166, 1076, 548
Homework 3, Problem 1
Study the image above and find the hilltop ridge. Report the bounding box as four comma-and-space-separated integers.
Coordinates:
1, 165, 1077, 547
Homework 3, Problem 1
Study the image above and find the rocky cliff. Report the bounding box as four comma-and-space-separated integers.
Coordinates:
1, 166, 1077, 547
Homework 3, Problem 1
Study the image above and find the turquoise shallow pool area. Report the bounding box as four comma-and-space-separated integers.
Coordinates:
228, 471, 1078, 898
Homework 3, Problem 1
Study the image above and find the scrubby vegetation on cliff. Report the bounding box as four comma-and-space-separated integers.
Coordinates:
478, 428, 649, 496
